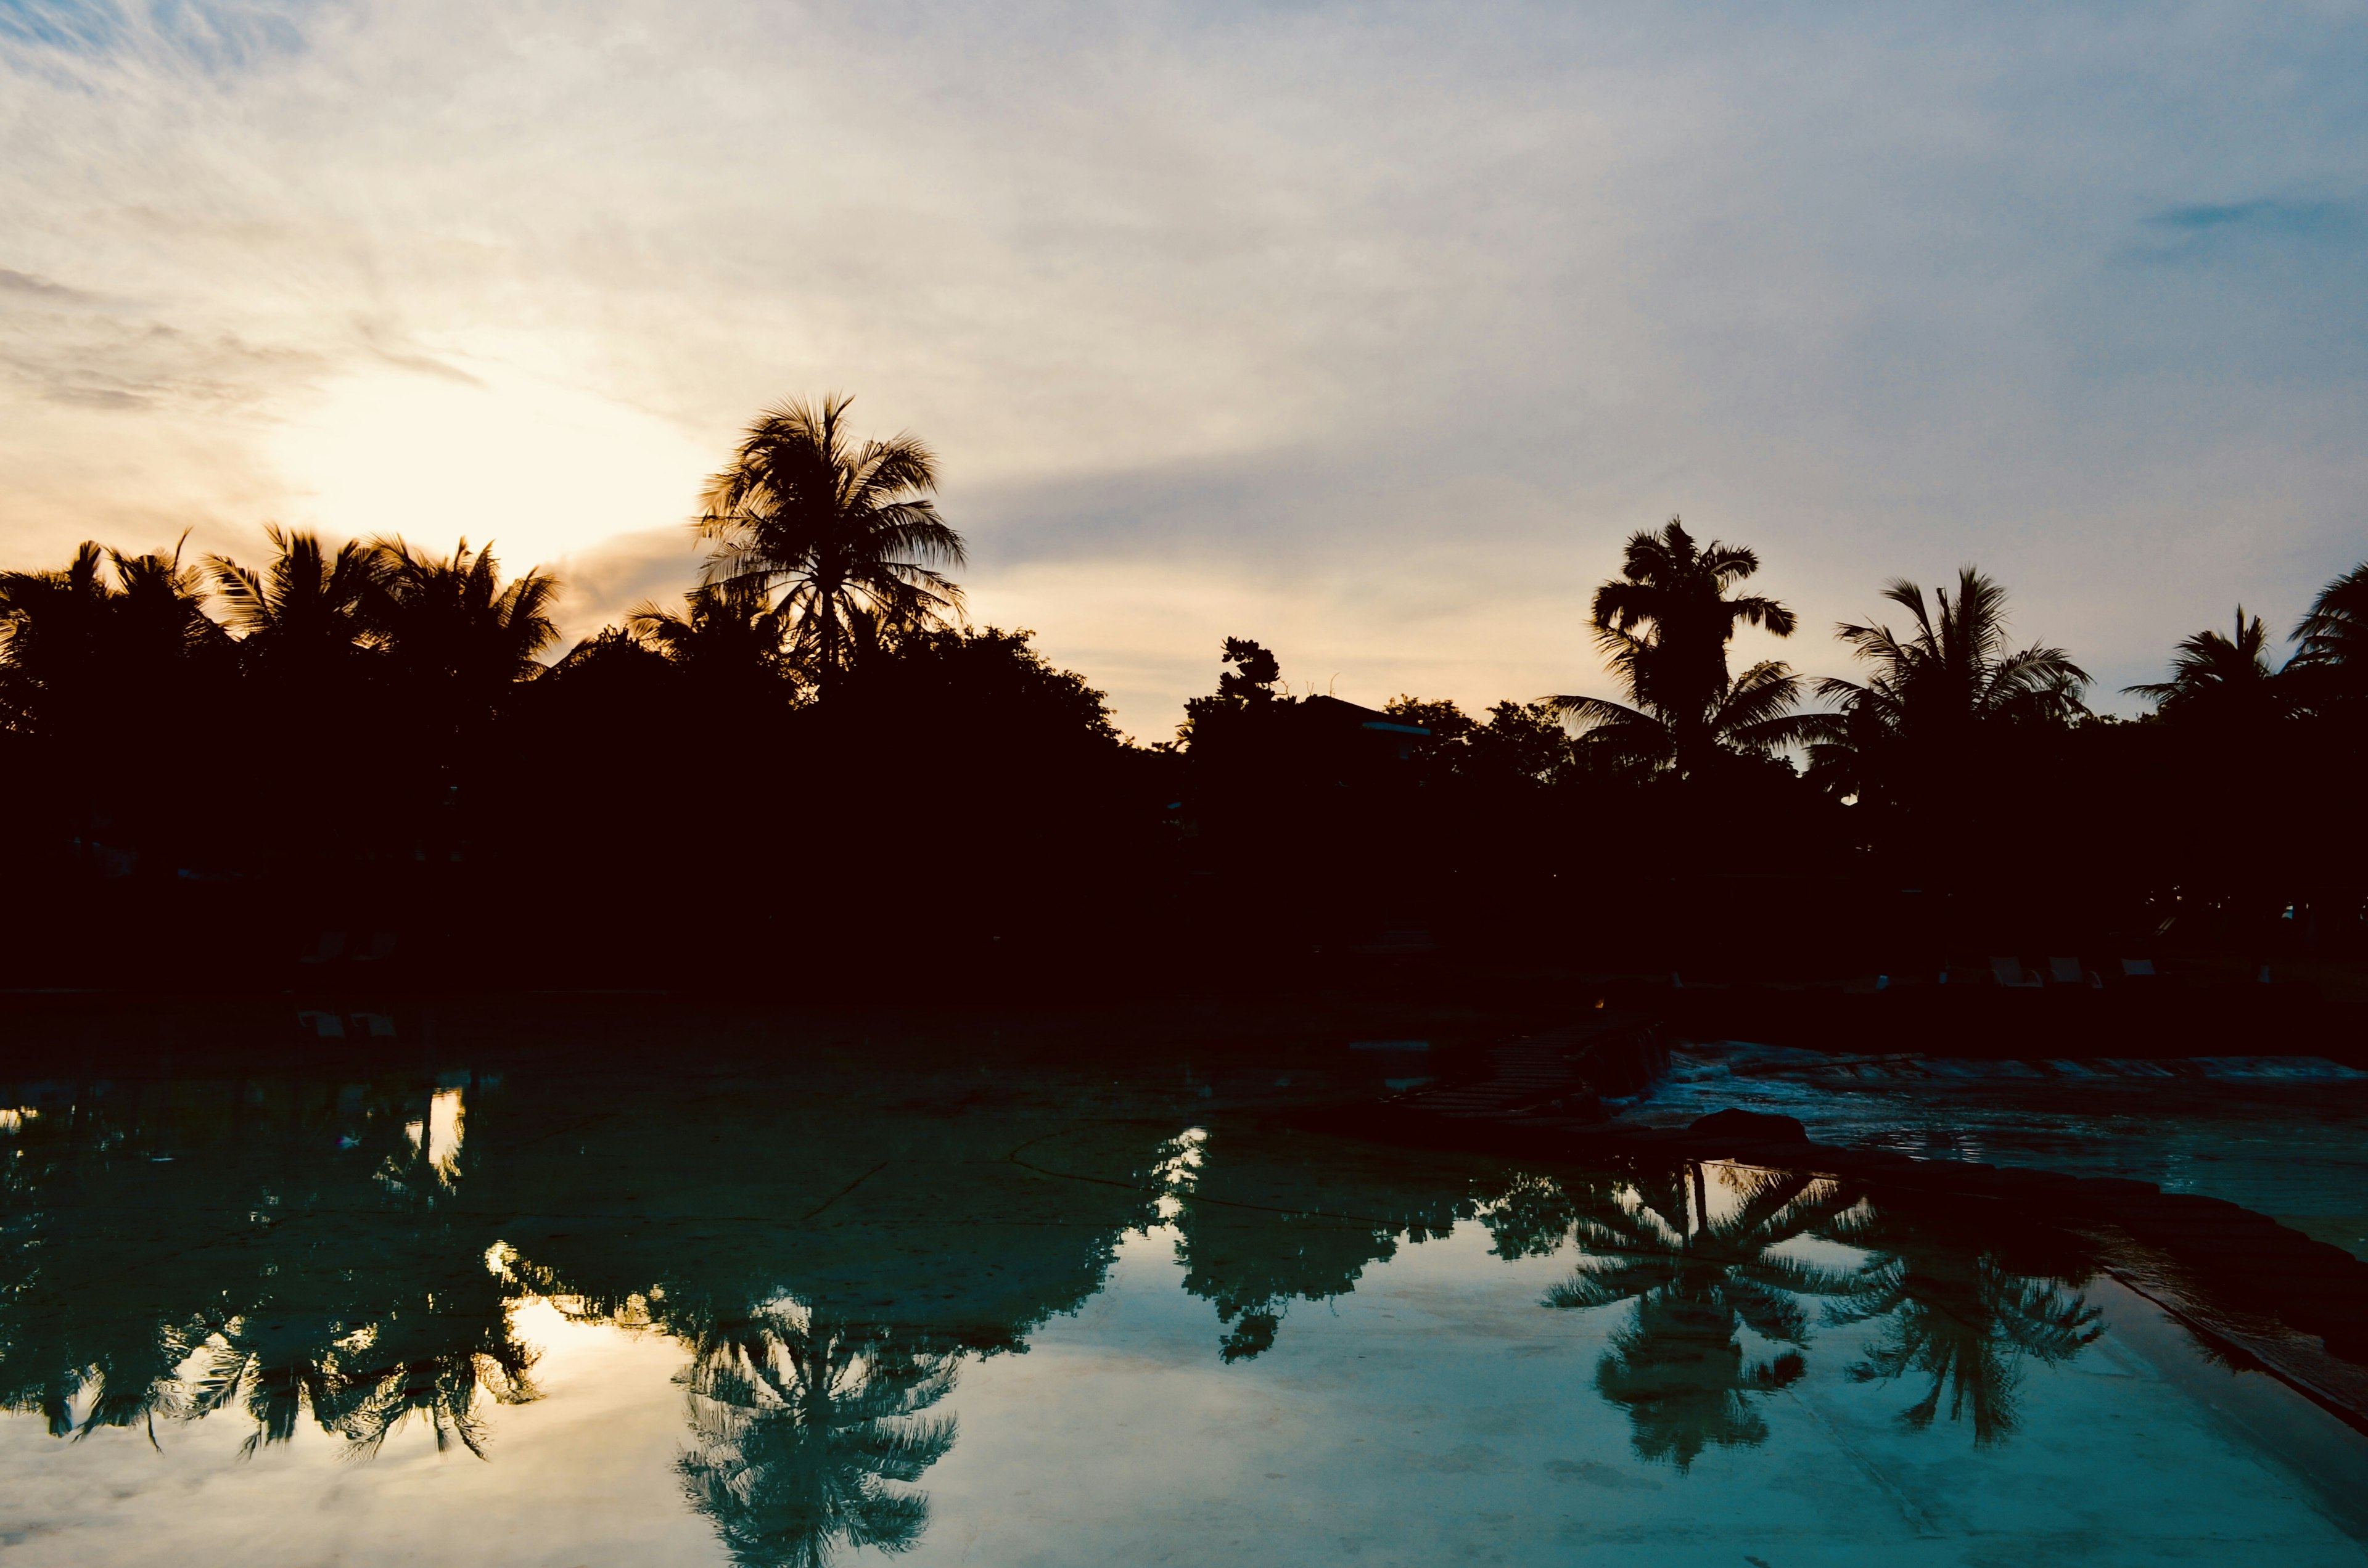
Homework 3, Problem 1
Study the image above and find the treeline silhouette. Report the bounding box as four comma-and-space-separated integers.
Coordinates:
1, 393, 2362, 988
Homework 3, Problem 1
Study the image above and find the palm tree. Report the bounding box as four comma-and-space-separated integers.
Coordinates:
0, 539, 222, 723
2123, 607, 2296, 727
0, 539, 228, 861
1559, 659, 1816, 778
628, 581, 797, 697
696, 395, 966, 686
677, 1303, 958, 1568
0, 542, 117, 734
366, 538, 559, 698
204, 525, 378, 668
100, 539, 225, 670
1550, 519, 1811, 777
1807, 569, 2087, 805
2291, 560, 2368, 708
1546, 1163, 1856, 1469
1821, 1207, 2100, 1446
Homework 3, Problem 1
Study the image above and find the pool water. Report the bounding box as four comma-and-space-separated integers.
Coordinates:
4, 1028, 2364, 1566
1623, 1043, 2368, 1260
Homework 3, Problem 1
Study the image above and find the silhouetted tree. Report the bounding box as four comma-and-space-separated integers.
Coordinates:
697, 396, 965, 687
2124, 606, 2297, 728
364, 536, 559, 715
1550, 518, 1811, 778
1807, 568, 2086, 808
0, 536, 232, 871
629, 581, 799, 705
2292, 560, 2368, 714
204, 525, 378, 671
1177, 636, 1287, 748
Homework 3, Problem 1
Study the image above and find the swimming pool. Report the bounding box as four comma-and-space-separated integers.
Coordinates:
2, 1025, 2362, 1566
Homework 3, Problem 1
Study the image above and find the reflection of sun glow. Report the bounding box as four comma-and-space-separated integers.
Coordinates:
268, 363, 714, 576
405, 1086, 467, 1181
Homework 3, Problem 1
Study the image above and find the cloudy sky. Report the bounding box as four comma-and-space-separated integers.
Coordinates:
4, 0, 2364, 739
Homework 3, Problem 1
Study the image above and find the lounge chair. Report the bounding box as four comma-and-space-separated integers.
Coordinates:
1990, 956, 2042, 988
2048, 957, 2084, 985
353, 933, 399, 963
296, 1011, 345, 1039
298, 932, 347, 964
2120, 958, 2156, 977
355, 1013, 398, 1039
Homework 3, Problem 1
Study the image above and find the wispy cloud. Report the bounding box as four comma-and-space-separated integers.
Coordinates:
0, 265, 96, 299
2148, 199, 2358, 238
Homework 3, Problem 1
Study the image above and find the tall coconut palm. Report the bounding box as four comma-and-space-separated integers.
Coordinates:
696, 395, 966, 686
1807, 569, 2087, 804
1550, 519, 1810, 777
204, 525, 378, 668
2123, 606, 2295, 726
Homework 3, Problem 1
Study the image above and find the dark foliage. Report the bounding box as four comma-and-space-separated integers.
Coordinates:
0, 403, 2362, 987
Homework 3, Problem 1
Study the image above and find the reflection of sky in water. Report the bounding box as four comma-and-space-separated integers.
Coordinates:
4, 1228, 2359, 1566
1, 1054, 2364, 1565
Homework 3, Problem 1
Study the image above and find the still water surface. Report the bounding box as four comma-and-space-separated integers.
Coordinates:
1627, 1042, 2368, 1260
4, 1027, 2364, 1566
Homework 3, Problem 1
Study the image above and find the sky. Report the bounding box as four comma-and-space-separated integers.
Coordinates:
4, 0, 2365, 741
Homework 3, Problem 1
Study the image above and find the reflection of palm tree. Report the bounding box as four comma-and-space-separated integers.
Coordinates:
696, 395, 966, 686
1549, 518, 1811, 778
1547, 1164, 1854, 1469
191, 1302, 537, 1460
186, 1324, 340, 1456
1822, 1209, 2100, 1446
3, 1318, 194, 1443
678, 1303, 958, 1568
317, 1320, 538, 1459
1595, 1288, 1805, 1464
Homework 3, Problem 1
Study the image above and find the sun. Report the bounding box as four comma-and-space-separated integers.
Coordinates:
265, 358, 715, 575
